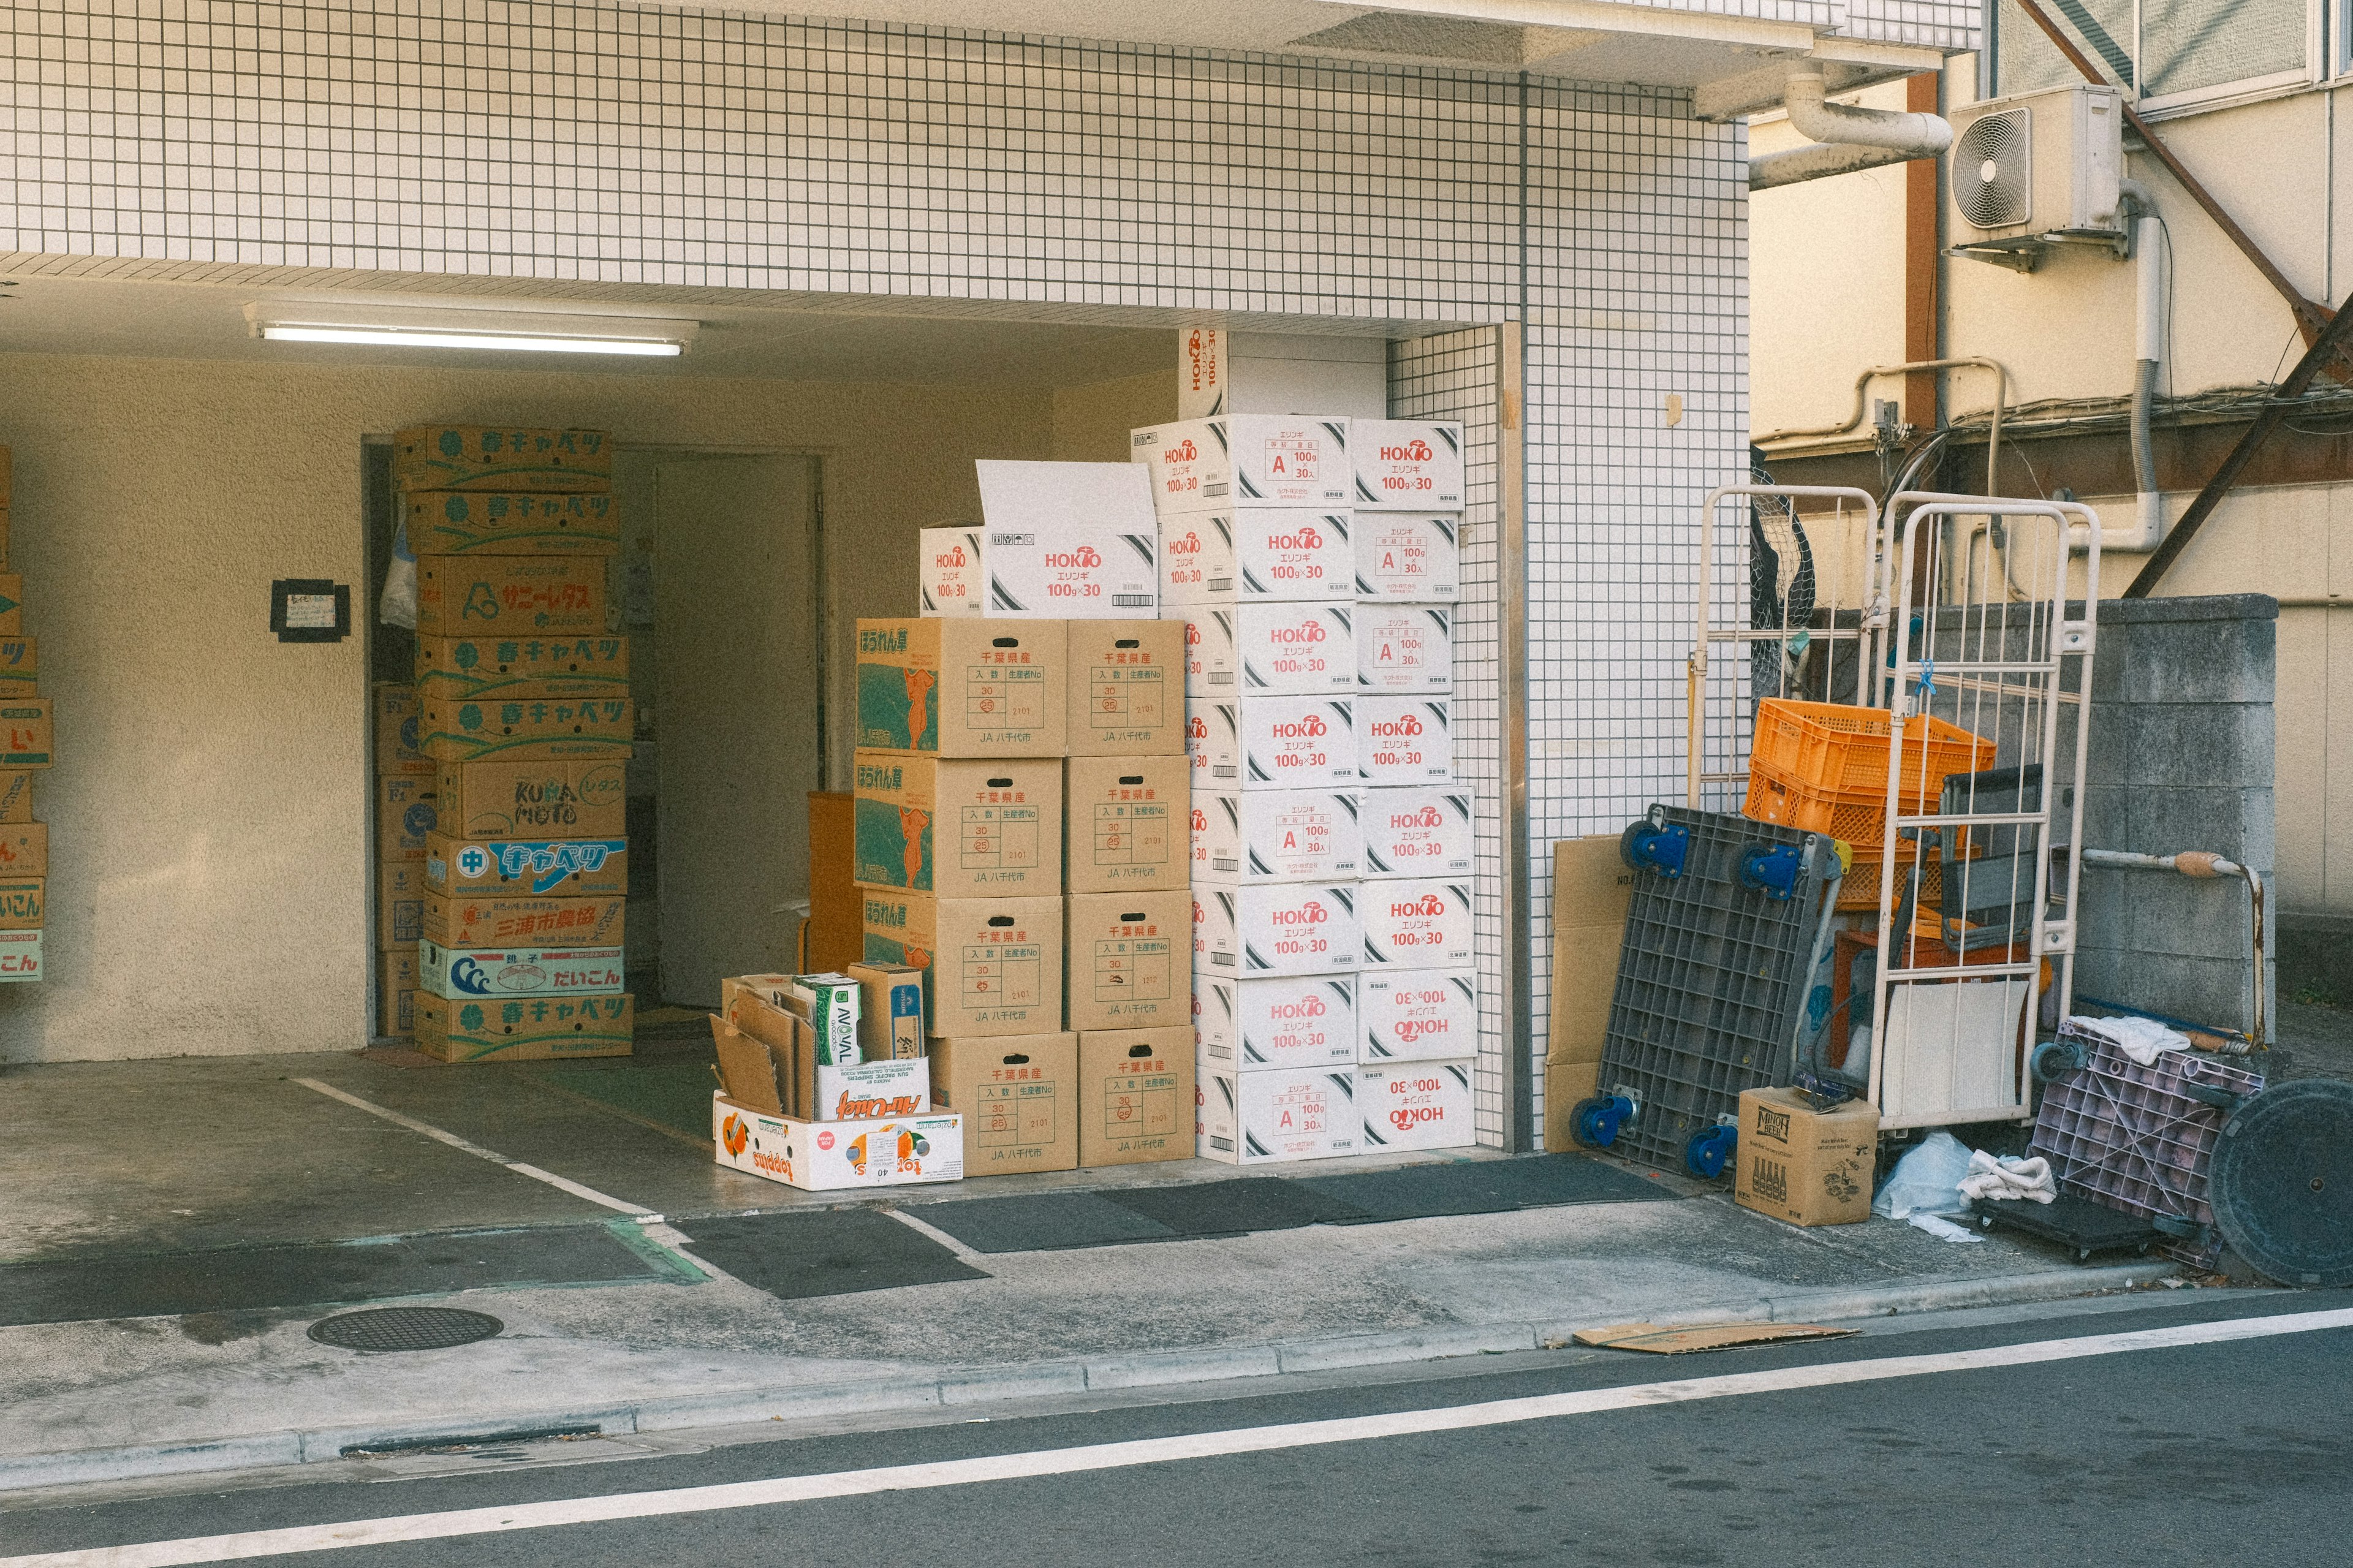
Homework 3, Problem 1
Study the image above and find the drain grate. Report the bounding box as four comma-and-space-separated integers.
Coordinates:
309, 1306, 504, 1353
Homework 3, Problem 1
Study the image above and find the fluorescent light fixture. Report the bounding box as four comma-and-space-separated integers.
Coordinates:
244, 301, 698, 357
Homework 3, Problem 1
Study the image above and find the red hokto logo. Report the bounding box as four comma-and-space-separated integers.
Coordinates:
1270, 621, 1327, 645
1169, 439, 1199, 461
1393, 805, 1443, 828
1191, 808, 1208, 830
1170, 531, 1201, 555
1269, 528, 1322, 550
1270, 714, 1327, 740
1271, 901, 1328, 926
1380, 440, 1434, 462
1390, 1104, 1443, 1129
1396, 1016, 1452, 1042
1373, 714, 1425, 738
1272, 996, 1327, 1020
1047, 546, 1102, 569
935, 545, 968, 567
1392, 893, 1447, 918
1189, 716, 1207, 738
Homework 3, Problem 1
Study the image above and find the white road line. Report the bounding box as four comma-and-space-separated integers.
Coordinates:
881, 1205, 985, 1262
295, 1078, 654, 1218
13, 1306, 2349, 1568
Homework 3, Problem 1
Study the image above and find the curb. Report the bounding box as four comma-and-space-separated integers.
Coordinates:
0, 1261, 2173, 1493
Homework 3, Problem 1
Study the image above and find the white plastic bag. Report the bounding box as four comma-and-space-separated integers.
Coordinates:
1871, 1130, 1977, 1219
378, 515, 418, 631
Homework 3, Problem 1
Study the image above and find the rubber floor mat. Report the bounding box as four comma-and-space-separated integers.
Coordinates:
1099, 1176, 1371, 1239
1297, 1154, 1671, 1223
673, 1208, 988, 1298
911, 1192, 1182, 1254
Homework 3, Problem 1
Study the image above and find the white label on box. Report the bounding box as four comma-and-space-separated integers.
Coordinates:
1169, 606, 1235, 697
1357, 696, 1452, 784
1359, 786, 1474, 878
818, 1056, 932, 1122
1358, 968, 1479, 1062
1194, 972, 1358, 1069
1354, 513, 1461, 602
713, 1093, 965, 1190
1355, 604, 1452, 695
0, 926, 41, 983
1236, 695, 1357, 790
1186, 696, 1240, 786
419, 938, 625, 1000
1355, 1059, 1476, 1151
1361, 879, 1474, 967
1132, 417, 1351, 512
919, 526, 985, 617
1199, 881, 1360, 977
1236, 604, 1354, 695
1161, 511, 1353, 604
1192, 789, 1361, 884
1351, 420, 1466, 510
1197, 1064, 1360, 1164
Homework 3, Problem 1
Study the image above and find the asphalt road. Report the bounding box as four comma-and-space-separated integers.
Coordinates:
6, 1293, 2349, 1568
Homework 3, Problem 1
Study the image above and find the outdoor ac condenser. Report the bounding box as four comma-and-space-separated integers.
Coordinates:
1947, 83, 2125, 246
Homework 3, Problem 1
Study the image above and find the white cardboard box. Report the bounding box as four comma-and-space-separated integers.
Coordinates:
1359, 786, 1474, 878
1235, 695, 1357, 790
1167, 605, 1235, 697
1360, 878, 1474, 967
1186, 695, 1240, 789
919, 526, 985, 617
1350, 421, 1466, 510
1192, 789, 1362, 884
1355, 1059, 1477, 1152
1159, 511, 1352, 604
1194, 881, 1361, 977
1197, 1063, 1360, 1164
1354, 513, 1461, 602
713, 1092, 964, 1190
1357, 696, 1452, 784
1194, 971, 1357, 1070
1235, 604, 1355, 695
1355, 604, 1452, 695
973, 461, 1158, 617
1358, 968, 1479, 1062
1132, 416, 1352, 512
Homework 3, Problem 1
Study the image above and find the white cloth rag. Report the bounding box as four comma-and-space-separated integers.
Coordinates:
1957, 1149, 2056, 1204
1908, 1213, 1985, 1243
2069, 1013, 2190, 1067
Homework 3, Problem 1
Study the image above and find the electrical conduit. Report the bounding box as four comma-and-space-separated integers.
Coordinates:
1750, 69, 1953, 192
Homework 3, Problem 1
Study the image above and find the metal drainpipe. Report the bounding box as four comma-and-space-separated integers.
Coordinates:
2077, 847, 2267, 1045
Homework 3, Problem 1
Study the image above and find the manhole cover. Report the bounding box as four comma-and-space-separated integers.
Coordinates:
309, 1307, 504, 1353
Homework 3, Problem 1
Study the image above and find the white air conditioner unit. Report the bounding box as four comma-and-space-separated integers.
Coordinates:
1948, 84, 2126, 270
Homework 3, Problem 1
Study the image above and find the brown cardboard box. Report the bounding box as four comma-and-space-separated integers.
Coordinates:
1064, 890, 1189, 1031
849, 961, 927, 1060
404, 489, 621, 555
415, 555, 607, 639
0, 574, 21, 637
415, 634, 630, 703
391, 426, 613, 493
379, 860, 426, 949
860, 890, 1063, 1037
806, 790, 863, 973
0, 636, 34, 697
372, 683, 434, 776
854, 618, 1066, 757
1077, 1025, 1194, 1167
1545, 835, 1635, 1068
417, 694, 632, 764
421, 891, 624, 950
435, 756, 627, 838
414, 991, 634, 1063
1063, 754, 1189, 893
1066, 619, 1187, 756
851, 752, 1061, 896
0, 876, 40, 930
378, 774, 439, 860
0, 821, 45, 877
929, 1030, 1080, 1175
1543, 1059, 1600, 1154
423, 831, 627, 898
0, 771, 31, 824
711, 1012, 789, 1115
379, 948, 419, 1037
1733, 1086, 1879, 1227
0, 698, 51, 768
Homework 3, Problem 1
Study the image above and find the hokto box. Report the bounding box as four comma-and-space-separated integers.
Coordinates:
1354, 513, 1461, 602
1546, 835, 1637, 1074
1194, 882, 1359, 979
1349, 420, 1466, 510
371, 683, 433, 776
391, 426, 613, 493
378, 860, 426, 947
415, 993, 634, 1063
1078, 1025, 1194, 1167
417, 696, 632, 764
415, 555, 606, 638
713, 1091, 963, 1191
930, 1030, 1081, 1175
1191, 789, 1360, 885
1235, 695, 1357, 790
1355, 605, 1452, 695
708, 1010, 928, 1122
1361, 879, 1474, 968
379, 948, 419, 1037
435, 756, 627, 838
419, 937, 624, 1001
1356, 1060, 1476, 1152
405, 490, 620, 555
0, 876, 42, 930
0, 635, 34, 697
1064, 756, 1188, 894
1235, 604, 1354, 696
0, 771, 28, 823
415, 635, 629, 702
919, 526, 985, 618
1192, 973, 1357, 1071
1357, 697, 1452, 786
860, 890, 1064, 1037
0, 699, 52, 768
425, 833, 627, 898
1172, 607, 1234, 698
852, 752, 1061, 897
1197, 1065, 1358, 1164
972, 461, 1159, 618
1159, 511, 1351, 604
378, 775, 439, 859
421, 892, 625, 950
1066, 619, 1186, 756
1360, 787, 1473, 878
1065, 889, 1189, 1031
854, 618, 1066, 757
0, 820, 46, 877
1131, 417, 1351, 511
1733, 1086, 1879, 1227
849, 961, 926, 1060
0, 926, 39, 982
1186, 696, 1239, 788
1358, 969, 1478, 1063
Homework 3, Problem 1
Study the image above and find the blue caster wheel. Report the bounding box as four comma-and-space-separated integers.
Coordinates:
1686, 1123, 1738, 1180
1620, 819, 1689, 879
2031, 1039, 2086, 1083
1572, 1095, 1632, 1148
1738, 843, 1803, 901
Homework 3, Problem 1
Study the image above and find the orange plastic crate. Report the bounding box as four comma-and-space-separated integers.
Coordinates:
1835, 855, 1944, 912
1751, 699, 1995, 797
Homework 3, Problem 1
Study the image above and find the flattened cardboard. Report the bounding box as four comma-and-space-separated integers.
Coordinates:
1546, 835, 1637, 1069
929, 1030, 1080, 1175
379, 948, 419, 1037
405, 489, 621, 555
1573, 1322, 1856, 1354
0, 926, 39, 982
1543, 1059, 1601, 1153
1065, 889, 1189, 1031
434, 757, 627, 838
1192, 973, 1357, 1071
713, 1092, 964, 1191
421, 891, 624, 950
0, 876, 42, 930
377, 774, 439, 860
414, 992, 634, 1063
1066, 619, 1187, 755
417, 695, 632, 763
371, 683, 433, 776
0, 820, 47, 877
415, 634, 630, 702
415, 555, 607, 638
722, 975, 860, 1067
849, 961, 927, 1060
1733, 1086, 1879, 1227
0, 771, 28, 824
392, 426, 613, 493
419, 937, 624, 1001
378, 860, 426, 948
852, 752, 1061, 896
1064, 755, 1188, 893
1078, 1025, 1194, 1167
1356, 1059, 1476, 1152
854, 618, 1066, 757
424, 832, 627, 898
860, 890, 1064, 1037
0, 635, 37, 696
709, 1012, 928, 1123
0, 699, 52, 768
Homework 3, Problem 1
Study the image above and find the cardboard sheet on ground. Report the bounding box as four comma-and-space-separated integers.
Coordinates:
1572, 1322, 1857, 1354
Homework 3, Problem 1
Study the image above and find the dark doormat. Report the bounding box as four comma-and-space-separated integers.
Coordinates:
672, 1208, 988, 1299
1297, 1154, 1672, 1222
0, 1223, 665, 1328
1098, 1176, 1371, 1240
912, 1191, 1183, 1254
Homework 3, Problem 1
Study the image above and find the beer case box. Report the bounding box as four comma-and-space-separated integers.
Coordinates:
0, 574, 21, 637
854, 618, 1067, 758
391, 426, 614, 494
1234, 604, 1355, 696
424, 832, 628, 898
0, 875, 41, 930
919, 526, 985, 617
0, 698, 52, 768
417, 696, 632, 765
1064, 754, 1189, 894
0, 820, 47, 877
414, 992, 635, 1064
419, 937, 625, 1001
434, 756, 628, 838
415, 634, 631, 702
371, 683, 434, 777
1354, 513, 1461, 602
1360, 787, 1473, 879
0, 926, 39, 982
722, 975, 863, 1068
848, 961, 927, 1061
1546, 835, 1638, 1069
377, 775, 438, 860
0, 635, 31, 697
1194, 882, 1360, 979
1357, 1059, 1477, 1153
1733, 1086, 1880, 1227
420, 891, 625, 950
1360, 879, 1474, 968
1358, 969, 1479, 1064
0, 771, 28, 824
1159, 510, 1352, 605
930, 1030, 1082, 1176
404, 490, 621, 556
1357, 697, 1453, 786
379, 949, 419, 1037
414, 555, 607, 639
971, 460, 1159, 619
713, 1091, 964, 1191
1078, 1025, 1195, 1167
1131, 417, 1351, 512
852, 752, 1061, 898
1066, 619, 1187, 756
1350, 421, 1466, 511
708, 1012, 929, 1123
859, 890, 1065, 1037
1192, 972, 1357, 1072
378, 860, 427, 948
1354, 605, 1452, 696
1232, 695, 1358, 791
1191, 789, 1360, 885
1196, 1064, 1358, 1165
1172, 607, 1235, 699
1544, 1059, 1602, 1153
1064, 888, 1190, 1031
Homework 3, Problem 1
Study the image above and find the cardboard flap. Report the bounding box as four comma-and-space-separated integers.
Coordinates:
710, 1015, 786, 1115
1571, 1322, 1856, 1354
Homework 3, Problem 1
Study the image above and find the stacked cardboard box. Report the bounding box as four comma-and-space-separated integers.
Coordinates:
0, 444, 49, 982
392, 426, 635, 1063
371, 683, 431, 1034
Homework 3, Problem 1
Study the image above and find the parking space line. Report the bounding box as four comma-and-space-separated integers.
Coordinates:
295, 1078, 655, 1218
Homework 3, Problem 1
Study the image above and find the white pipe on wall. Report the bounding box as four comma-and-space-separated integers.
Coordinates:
2074, 182, 2168, 553
1747, 69, 1953, 191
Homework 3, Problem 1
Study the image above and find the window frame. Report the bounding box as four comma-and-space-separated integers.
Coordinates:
1998, 0, 2327, 116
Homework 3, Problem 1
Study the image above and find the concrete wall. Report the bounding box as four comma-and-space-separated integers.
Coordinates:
0, 351, 1055, 1063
